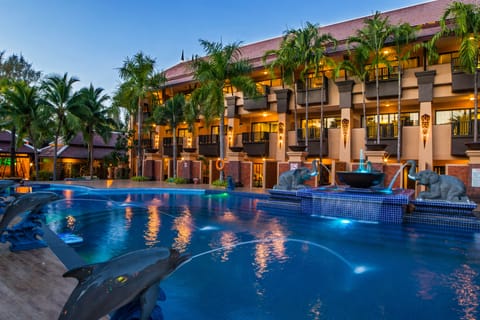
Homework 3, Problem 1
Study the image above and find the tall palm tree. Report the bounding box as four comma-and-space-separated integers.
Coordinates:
336, 44, 371, 145
1, 82, 49, 179
263, 31, 302, 145
117, 52, 166, 177
439, 2, 480, 143
152, 93, 186, 179
285, 22, 336, 151
349, 12, 392, 145
191, 39, 257, 181
0, 52, 41, 176
41, 73, 82, 180
390, 22, 418, 162
73, 84, 115, 179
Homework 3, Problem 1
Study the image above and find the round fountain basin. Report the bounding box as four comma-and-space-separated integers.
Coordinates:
336, 171, 385, 189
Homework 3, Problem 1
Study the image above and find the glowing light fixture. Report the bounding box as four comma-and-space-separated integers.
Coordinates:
421, 113, 430, 148
341, 118, 349, 148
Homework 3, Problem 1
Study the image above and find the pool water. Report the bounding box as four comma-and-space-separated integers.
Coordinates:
44, 187, 480, 320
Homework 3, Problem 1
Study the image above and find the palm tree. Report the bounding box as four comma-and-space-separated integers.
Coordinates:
152, 94, 186, 179
41, 73, 82, 180
263, 31, 301, 145
336, 44, 371, 145
348, 12, 392, 145
73, 84, 115, 179
0, 52, 41, 176
1, 82, 49, 179
390, 22, 418, 162
117, 52, 166, 177
285, 22, 336, 151
191, 39, 257, 181
438, 2, 480, 143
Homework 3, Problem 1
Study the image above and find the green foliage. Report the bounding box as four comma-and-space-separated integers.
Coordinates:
165, 177, 188, 184
212, 179, 227, 187
37, 170, 52, 181
131, 175, 150, 182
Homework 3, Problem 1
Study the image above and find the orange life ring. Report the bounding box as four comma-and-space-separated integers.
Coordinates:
215, 159, 225, 171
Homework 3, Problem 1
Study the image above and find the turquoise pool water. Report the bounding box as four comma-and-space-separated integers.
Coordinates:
44, 186, 480, 320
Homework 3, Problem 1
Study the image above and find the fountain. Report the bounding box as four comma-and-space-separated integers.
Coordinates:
258, 150, 414, 224
336, 149, 385, 189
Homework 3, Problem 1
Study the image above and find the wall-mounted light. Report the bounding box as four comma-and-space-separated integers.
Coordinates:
187, 136, 192, 148
278, 122, 284, 148
228, 126, 233, 147
341, 118, 349, 148
421, 113, 430, 148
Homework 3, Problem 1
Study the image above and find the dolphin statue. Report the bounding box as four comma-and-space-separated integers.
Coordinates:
59, 247, 190, 320
0, 191, 60, 233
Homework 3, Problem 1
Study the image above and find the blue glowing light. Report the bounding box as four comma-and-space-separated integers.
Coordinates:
353, 266, 367, 274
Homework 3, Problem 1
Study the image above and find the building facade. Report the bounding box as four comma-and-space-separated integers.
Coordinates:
140, 0, 480, 197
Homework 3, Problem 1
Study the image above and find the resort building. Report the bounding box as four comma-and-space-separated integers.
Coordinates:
140, 0, 480, 197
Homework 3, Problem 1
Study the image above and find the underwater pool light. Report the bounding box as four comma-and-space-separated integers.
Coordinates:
353, 266, 367, 274
340, 219, 352, 225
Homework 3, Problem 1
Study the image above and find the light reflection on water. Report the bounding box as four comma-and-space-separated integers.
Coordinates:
43, 190, 480, 320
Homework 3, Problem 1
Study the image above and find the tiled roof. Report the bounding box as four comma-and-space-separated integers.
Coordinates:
164, 0, 473, 86
56, 146, 118, 160
40, 132, 125, 160
68, 132, 122, 148
0, 131, 37, 154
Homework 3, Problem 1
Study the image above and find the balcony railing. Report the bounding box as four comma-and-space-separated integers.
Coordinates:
242, 132, 269, 143
242, 132, 269, 157
450, 57, 480, 92
162, 137, 184, 156
199, 134, 219, 145
296, 128, 328, 157
198, 134, 220, 157
451, 119, 480, 156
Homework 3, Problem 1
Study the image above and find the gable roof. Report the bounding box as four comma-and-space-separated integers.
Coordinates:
40, 132, 125, 160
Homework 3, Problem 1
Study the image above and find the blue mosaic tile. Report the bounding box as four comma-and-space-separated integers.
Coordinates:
259, 187, 480, 230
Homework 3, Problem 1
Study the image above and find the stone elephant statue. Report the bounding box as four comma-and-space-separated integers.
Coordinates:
407, 160, 469, 202
273, 160, 318, 190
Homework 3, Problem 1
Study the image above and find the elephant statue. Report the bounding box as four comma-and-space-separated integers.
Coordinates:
406, 160, 469, 202
273, 160, 318, 190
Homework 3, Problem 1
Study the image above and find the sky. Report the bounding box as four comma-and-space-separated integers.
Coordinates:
0, 0, 428, 98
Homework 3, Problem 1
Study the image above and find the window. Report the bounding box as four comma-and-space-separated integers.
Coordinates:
435, 109, 471, 125
177, 128, 188, 137
363, 112, 419, 139
252, 122, 278, 133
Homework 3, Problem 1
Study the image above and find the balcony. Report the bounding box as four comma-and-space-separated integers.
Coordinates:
296, 128, 328, 157
244, 86, 269, 111
199, 134, 220, 157
296, 79, 328, 105
162, 137, 184, 157
366, 123, 400, 156
241, 132, 269, 157
365, 67, 400, 99
451, 120, 480, 156
451, 58, 480, 93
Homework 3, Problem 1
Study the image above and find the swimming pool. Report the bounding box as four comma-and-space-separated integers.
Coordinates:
44, 186, 480, 320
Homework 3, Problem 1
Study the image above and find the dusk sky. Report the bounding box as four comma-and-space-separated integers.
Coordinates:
0, 0, 427, 98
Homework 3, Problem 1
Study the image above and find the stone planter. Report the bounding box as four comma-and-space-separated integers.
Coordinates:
229, 146, 244, 152
365, 143, 388, 151
288, 145, 306, 152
